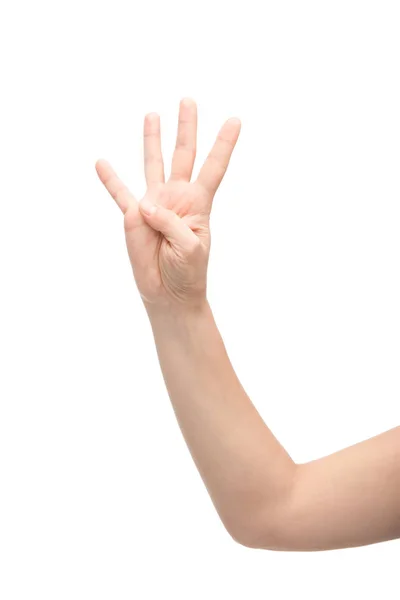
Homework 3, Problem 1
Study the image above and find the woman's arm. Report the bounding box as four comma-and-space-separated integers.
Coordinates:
96, 98, 400, 552
146, 301, 400, 551
146, 301, 296, 549
282, 424, 400, 551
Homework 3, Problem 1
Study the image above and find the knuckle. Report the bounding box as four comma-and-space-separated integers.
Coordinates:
175, 142, 196, 153
144, 131, 158, 138
217, 134, 235, 149
186, 235, 202, 255
144, 154, 163, 164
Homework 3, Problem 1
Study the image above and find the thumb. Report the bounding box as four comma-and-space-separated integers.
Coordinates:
139, 196, 199, 253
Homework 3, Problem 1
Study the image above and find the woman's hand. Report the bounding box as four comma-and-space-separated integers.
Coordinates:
95, 98, 241, 313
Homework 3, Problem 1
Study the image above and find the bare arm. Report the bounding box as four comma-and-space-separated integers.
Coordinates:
279, 424, 400, 551
96, 98, 400, 551
146, 301, 400, 551
146, 301, 296, 549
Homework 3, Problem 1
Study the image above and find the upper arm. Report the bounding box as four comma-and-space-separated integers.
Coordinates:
253, 426, 400, 551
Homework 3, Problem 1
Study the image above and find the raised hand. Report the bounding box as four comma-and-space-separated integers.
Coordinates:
95, 98, 241, 312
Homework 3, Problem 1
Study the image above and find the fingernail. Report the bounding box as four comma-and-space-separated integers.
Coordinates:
140, 197, 158, 216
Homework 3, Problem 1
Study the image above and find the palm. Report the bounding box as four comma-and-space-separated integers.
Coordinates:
96, 99, 241, 306
138, 179, 211, 238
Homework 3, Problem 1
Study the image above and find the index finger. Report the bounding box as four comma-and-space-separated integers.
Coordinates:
195, 118, 241, 197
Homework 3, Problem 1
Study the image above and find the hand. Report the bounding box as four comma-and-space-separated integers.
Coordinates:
95, 98, 241, 313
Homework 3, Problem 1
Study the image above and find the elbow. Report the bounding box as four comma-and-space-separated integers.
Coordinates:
224, 513, 291, 551
228, 525, 288, 551
224, 472, 299, 551
216, 511, 265, 549
227, 527, 260, 549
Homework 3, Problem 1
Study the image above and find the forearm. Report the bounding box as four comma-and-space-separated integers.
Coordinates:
146, 300, 296, 547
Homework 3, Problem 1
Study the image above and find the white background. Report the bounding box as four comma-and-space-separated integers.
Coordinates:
1, 1, 399, 598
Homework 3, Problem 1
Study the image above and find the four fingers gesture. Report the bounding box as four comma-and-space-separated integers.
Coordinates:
95, 98, 241, 311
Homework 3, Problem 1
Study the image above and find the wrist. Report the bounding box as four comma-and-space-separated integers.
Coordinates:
145, 296, 210, 321
144, 297, 213, 335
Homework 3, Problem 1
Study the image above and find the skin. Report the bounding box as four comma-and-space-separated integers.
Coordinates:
95, 98, 400, 551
